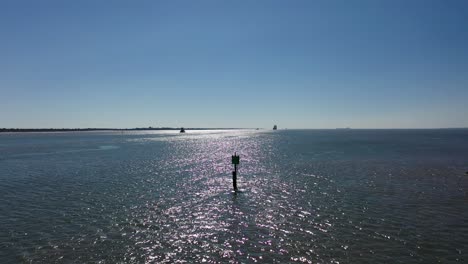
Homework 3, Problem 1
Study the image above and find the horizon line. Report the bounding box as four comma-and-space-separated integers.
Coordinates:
1, 127, 468, 132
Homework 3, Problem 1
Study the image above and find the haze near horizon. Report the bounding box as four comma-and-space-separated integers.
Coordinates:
1, 0, 468, 129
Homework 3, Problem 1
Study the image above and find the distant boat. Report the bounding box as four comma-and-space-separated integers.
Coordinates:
273, 125, 277, 130
180, 127, 185, 133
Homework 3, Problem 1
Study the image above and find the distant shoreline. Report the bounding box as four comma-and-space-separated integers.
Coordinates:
1, 127, 467, 133
0, 128, 243, 133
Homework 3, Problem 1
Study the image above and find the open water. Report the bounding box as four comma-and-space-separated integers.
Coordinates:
1, 129, 468, 263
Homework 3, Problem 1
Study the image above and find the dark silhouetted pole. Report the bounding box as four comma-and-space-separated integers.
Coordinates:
231, 153, 240, 191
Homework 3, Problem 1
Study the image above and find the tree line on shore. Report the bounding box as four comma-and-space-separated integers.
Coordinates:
0, 127, 240, 133
0, 127, 180, 132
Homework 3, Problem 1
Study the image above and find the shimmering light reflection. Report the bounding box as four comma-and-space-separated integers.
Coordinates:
113, 130, 341, 263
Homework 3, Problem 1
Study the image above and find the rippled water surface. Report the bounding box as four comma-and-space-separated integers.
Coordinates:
1, 129, 468, 263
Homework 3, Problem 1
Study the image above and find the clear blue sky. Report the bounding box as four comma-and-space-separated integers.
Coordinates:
1, 0, 467, 129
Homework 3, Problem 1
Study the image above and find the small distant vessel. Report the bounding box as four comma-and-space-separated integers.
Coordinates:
180, 127, 185, 133
273, 125, 277, 130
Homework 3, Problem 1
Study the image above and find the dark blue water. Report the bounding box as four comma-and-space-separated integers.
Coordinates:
1, 129, 467, 263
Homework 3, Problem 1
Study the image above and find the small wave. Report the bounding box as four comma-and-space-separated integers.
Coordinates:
0, 145, 120, 160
